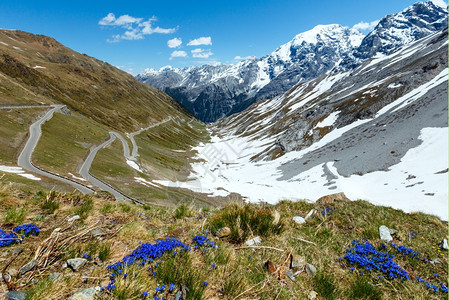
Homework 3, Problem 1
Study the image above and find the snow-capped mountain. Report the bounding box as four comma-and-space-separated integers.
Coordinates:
337, 0, 448, 70
138, 24, 364, 122
157, 27, 449, 220
137, 1, 447, 123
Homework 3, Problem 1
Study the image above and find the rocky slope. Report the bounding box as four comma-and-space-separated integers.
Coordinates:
138, 1, 447, 122
163, 27, 448, 220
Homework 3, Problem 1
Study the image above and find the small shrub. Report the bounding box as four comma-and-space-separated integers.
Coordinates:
314, 273, 337, 299
41, 200, 59, 214
4, 207, 27, 224
74, 198, 93, 220
349, 277, 383, 300
119, 203, 131, 213
208, 204, 284, 243
98, 242, 111, 262
100, 203, 115, 214
174, 203, 193, 219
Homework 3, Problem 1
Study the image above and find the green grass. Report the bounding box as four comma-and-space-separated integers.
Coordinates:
4, 206, 27, 223
33, 111, 108, 175
0, 108, 47, 164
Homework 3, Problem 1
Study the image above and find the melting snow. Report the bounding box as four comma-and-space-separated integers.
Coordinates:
126, 160, 143, 172
68, 172, 86, 181
0, 165, 41, 181
33, 66, 46, 69
316, 111, 339, 128
134, 177, 159, 188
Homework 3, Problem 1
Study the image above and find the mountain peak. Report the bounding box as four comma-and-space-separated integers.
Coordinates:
291, 24, 364, 47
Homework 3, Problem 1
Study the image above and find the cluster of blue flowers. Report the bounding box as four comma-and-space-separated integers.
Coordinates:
104, 238, 191, 293
343, 239, 410, 280
142, 283, 177, 299
321, 206, 333, 216
0, 224, 39, 247
192, 234, 217, 250
13, 224, 39, 237
343, 240, 448, 294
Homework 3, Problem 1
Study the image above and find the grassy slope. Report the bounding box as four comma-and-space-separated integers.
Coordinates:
0, 29, 191, 132
33, 111, 108, 176
0, 108, 47, 164
0, 181, 447, 299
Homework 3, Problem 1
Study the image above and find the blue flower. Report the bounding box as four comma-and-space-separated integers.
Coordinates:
203, 281, 208, 287
169, 283, 176, 291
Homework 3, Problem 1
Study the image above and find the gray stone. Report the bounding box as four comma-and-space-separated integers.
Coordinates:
67, 258, 87, 271
61, 262, 68, 270
379, 225, 393, 242
286, 269, 295, 281
292, 216, 306, 224
5, 291, 28, 300
70, 287, 96, 300
67, 215, 80, 222
439, 238, 448, 250
174, 291, 182, 300
290, 254, 306, 272
20, 259, 38, 275
8, 268, 18, 277
91, 228, 106, 240
49, 272, 62, 281
305, 263, 317, 277
245, 236, 262, 246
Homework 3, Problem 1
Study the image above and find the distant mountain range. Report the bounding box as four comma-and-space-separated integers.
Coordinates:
137, 0, 447, 122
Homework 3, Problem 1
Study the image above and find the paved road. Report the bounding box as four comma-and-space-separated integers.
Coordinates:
127, 117, 173, 159
0, 104, 54, 110
17, 105, 95, 194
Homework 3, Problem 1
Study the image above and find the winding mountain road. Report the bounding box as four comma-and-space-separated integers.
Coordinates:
17, 105, 95, 194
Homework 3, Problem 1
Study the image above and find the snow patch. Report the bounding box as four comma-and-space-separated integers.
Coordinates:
68, 172, 86, 182
316, 111, 339, 128
134, 177, 159, 188
33, 66, 46, 69
126, 160, 143, 172
0, 165, 40, 181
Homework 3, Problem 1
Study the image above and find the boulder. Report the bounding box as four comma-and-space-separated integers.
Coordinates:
215, 227, 231, 238
67, 258, 87, 271
292, 216, 306, 224
439, 238, 448, 250
290, 254, 306, 272
316, 193, 350, 205
70, 287, 97, 300
5, 291, 28, 300
379, 225, 393, 242
245, 236, 262, 246
305, 263, 317, 277
67, 215, 80, 222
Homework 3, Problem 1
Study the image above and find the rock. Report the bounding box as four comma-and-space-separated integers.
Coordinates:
245, 236, 262, 246
290, 254, 306, 272
316, 192, 350, 205
305, 263, 317, 277
308, 291, 318, 299
70, 287, 97, 300
67, 215, 80, 222
61, 262, 68, 270
67, 258, 87, 271
265, 260, 277, 274
439, 239, 448, 250
215, 227, 231, 238
389, 228, 398, 235
174, 291, 182, 300
20, 259, 38, 275
292, 216, 306, 224
49, 272, 62, 281
91, 228, 106, 240
286, 269, 295, 281
5, 291, 28, 300
379, 225, 393, 242
12, 248, 23, 255
272, 210, 281, 225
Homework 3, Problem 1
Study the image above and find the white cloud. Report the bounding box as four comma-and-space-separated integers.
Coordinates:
191, 48, 213, 59
170, 50, 187, 60
187, 36, 212, 46
234, 55, 256, 60
99, 13, 177, 42
167, 38, 182, 48
352, 20, 379, 31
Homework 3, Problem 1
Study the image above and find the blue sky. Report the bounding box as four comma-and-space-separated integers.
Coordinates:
0, 0, 445, 75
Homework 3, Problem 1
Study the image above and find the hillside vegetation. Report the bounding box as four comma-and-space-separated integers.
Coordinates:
0, 181, 447, 299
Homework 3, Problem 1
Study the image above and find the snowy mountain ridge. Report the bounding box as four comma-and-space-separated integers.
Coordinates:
137, 1, 447, 123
